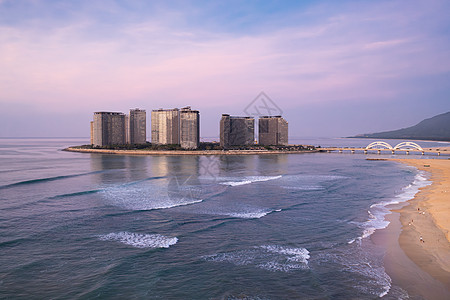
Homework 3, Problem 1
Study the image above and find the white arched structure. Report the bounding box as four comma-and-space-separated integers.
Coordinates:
394, 142, 423, 151
365, 141, 393, 150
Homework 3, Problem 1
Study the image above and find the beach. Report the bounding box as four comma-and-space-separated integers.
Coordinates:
383, 159, 450, 299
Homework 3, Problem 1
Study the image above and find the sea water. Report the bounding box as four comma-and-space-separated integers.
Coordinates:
0, 138, 443, 299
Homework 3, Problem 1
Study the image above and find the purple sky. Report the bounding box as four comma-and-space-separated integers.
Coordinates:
1, 0, 449, 138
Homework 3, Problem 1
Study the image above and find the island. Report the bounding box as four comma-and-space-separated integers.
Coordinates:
64, 142, 318, 155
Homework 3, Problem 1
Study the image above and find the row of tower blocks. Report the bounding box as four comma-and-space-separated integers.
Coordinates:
91, 107, 288, 149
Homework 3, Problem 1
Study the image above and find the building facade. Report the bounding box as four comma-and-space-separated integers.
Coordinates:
151, 107, 200, 149
92, 112, 126, 147
258, 116, 288, 145
90, 121, 94, 145
220, 114, 255, 148
129, 109, 147, 144
151, 108, 180, 145
180, 106, 200, 149
125, 115, 130, 144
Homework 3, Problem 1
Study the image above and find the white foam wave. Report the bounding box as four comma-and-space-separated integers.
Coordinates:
354, 171, 430, 242
225, 211, 273, 219
379, 287, 389, 298
350, 261, 392, 298
259, 245, 310, 264
220, 175, 282, 186
227, 211, 270, 219
102, 182, 205, 211
317, 246, 392, 298
203, 244, 309, 272
224, 208, 281, 219
98, 232, 178, 249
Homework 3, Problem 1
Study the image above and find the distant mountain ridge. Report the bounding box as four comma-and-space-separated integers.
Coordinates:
353, 112, 450, 141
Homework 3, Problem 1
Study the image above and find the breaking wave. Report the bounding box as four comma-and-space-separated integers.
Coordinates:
349, 171, 430, 244
0, 171, 104, 189
101, 177, 225, 211
98, 232, 178, 249
203, 245, 309, 272
224, 209, 281, 219
220, 175, 282, 186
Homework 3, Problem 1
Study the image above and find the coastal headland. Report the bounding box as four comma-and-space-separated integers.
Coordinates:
63, 147, 318, 155
384, 159, 450, 298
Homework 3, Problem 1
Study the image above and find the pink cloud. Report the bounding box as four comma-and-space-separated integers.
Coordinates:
0, 0, 449, 115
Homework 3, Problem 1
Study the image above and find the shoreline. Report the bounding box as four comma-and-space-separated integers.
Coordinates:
381, 159, 450, 298
63, 147, 318, 156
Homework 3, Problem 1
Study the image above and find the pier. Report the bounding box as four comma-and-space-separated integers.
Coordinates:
320, 141, 448, 156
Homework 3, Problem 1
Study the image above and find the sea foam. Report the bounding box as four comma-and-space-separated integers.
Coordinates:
98, 232, 178, 249
212, 207, 282, 219
226, 209, 279, 219
102, 181, 204, 211
203, 244, 309, 272
351, 170, 430, 243
220, 175, 282, 187
259, 245, 310, 264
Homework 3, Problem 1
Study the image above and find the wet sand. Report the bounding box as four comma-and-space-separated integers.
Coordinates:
380, 159, 450, 299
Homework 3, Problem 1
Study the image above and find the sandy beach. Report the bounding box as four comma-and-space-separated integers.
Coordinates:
384, 159, 450, 299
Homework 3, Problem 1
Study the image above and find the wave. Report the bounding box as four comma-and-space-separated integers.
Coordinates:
103, 187, 204, 210
48, 177, 169, 200
225, 209, 281, 219
281, 186, 325, 191
49, 189, 102, 199
0, 170, 104, 189
98, 232, 177, 249
258, 245, 310, 264
315, 243, 393, 298
216, 173, 344, 188
101, 178, 227, 211
219, 175, 282, 187
201, 207, 281, 219
350, 171, 430, 244
203, 244, 309, 272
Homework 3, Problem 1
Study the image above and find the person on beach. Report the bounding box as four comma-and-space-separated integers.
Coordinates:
419, 236, 424, 243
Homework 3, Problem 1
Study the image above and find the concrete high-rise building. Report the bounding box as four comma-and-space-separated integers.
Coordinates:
151, 107, 200, 149
92, 112, 126, 147
151, 108, 180, 145
125, 115, 130, 144
258, 116, 288, 145
129, 109, 146, 144
90, 121, 94, 145
180, 106, 200, 149
220, 114, 255, 148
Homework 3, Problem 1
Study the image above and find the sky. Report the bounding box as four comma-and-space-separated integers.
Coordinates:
1, 0, 449, 138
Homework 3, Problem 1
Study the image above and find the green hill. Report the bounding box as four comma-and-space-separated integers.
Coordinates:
354, 112, 450, 141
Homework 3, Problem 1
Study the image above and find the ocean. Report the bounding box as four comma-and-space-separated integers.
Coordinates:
0, 138, 447, 299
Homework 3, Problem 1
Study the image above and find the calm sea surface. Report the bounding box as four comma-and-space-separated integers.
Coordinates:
0, 138, 447, 299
